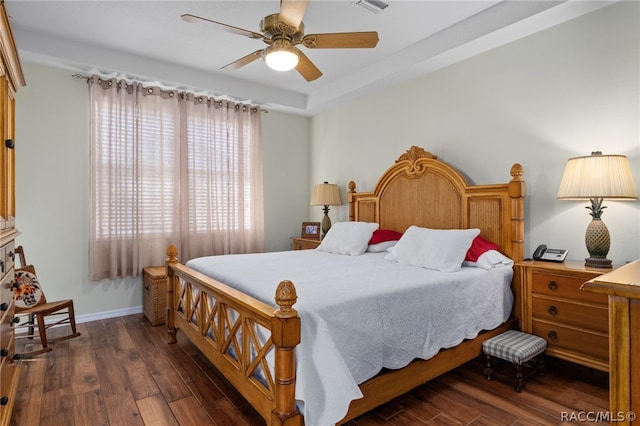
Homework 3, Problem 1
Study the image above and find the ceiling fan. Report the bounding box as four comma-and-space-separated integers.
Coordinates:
181, 0, 379, 82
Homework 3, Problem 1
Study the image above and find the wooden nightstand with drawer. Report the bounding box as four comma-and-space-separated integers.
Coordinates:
291, 237, 321, 250
516, 260, 610, 372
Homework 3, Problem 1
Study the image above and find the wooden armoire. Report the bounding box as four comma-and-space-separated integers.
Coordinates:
0, 3, 25, 425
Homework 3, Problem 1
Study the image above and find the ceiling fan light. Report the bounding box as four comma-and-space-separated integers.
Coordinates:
264, 45, 299, 72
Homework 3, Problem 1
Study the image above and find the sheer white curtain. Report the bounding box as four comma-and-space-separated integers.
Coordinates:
181, 94, 264, 259
88, 76, 263, 280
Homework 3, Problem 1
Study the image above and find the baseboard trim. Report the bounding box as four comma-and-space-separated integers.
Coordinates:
15, 306, 144, 337
75, 305, 143, 324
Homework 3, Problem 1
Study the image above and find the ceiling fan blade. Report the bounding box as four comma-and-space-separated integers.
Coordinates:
301, 32, 379, 49
221, 50, 264, 71
181, 14, 264, 39
295, 49, 322, 82
278, 0, 310, 29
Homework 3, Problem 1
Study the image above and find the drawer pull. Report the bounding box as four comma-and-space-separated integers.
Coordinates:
11, 317, 19, 325
8, 251, 14, 260
547, 280, 558, 291
0, 348, 7, 357
547, 331, 558, 341
0, 302, 7, 311
548, 306, 558, 316
0, 396, 8, 406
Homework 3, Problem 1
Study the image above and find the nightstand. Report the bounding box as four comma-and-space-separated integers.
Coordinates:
291, 237, 321, 250
142, 266, 167, 326
515, 260, 611, 372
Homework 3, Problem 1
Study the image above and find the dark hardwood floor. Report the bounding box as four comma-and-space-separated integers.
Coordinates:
11, 315, 609, 425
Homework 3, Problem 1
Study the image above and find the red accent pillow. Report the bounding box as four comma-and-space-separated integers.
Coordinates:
369, 229, 403, 245
465, 236, 500, 262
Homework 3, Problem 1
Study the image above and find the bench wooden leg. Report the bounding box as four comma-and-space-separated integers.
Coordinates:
484, 354, 494, 381
514, 363, 524, 392
538, 355, 545, 377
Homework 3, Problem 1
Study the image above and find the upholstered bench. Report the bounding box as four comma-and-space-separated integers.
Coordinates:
482, 330, 547, 392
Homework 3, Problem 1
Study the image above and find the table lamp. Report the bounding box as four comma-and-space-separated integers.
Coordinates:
310, 181, 342, 237
557, 151, 637, 268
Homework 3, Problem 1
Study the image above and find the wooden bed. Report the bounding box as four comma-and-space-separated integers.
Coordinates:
165, 146, 525, 425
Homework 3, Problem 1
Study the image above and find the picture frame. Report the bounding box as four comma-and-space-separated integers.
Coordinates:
301, 222, 321, 240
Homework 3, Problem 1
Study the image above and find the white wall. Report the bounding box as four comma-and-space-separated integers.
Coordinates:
14, 62, 310, 319
309, 1, 640, 265
262, 110, 311, 252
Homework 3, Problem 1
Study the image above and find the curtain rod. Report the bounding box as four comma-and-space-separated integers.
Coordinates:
71, 73, 268, 113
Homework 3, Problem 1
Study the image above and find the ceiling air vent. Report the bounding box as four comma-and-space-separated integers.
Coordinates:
353, 0, 389, 14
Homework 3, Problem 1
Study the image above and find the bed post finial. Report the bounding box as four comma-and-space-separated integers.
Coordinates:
510, 163, 524, 179
508, 163, 525, 198
275, 280, 298, 318
167, 244, 178, 263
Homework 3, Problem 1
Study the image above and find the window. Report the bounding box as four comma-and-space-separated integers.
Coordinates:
88, 77, 263, 280
93, 98, 178, 239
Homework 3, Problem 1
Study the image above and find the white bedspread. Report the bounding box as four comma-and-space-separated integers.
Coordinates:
186, 249, 513, 426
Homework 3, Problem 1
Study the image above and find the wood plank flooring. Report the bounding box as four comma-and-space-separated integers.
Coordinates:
11, 315, 609, 425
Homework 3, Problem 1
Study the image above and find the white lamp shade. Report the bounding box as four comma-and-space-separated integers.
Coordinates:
557, 152, 637, 200
310, 183, 342, 206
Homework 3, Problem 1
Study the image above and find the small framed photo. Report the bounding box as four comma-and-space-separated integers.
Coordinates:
301, 222, 321, 240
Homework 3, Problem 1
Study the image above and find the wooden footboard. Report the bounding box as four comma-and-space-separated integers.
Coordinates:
165, 244, 302, 426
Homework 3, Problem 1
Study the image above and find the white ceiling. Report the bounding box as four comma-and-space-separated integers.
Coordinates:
6, 0, 614, 116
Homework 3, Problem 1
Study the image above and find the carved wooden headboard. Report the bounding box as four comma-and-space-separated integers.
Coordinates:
347, 146, 526, 262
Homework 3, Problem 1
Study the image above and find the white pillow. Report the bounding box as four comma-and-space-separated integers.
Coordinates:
384, 226, 480, 272
316, 221, 380, 255
367, 240, 398, 253
463, 250, 514, 270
